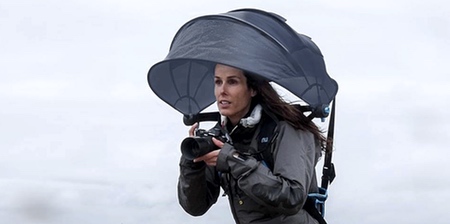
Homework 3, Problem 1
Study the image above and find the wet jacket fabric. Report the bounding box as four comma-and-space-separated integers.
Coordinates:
178, 114, 322, 224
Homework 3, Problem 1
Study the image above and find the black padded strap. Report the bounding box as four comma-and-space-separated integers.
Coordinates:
304, 197, 327, 224
256, 114, 278, 170
321, 98, 336, 189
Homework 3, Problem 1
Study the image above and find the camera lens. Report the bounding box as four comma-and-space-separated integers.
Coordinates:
180, 136, 215, 160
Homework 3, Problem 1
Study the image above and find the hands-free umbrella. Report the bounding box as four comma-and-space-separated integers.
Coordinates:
148, 9, 338, 221
148, 8, 338, 117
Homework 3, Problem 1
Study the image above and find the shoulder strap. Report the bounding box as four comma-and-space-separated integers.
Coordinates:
256, 112, 278, 170
303, 196, 327, 224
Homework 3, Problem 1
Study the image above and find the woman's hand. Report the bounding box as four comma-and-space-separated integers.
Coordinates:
188, 122, 199, 137
193, 137, 224, 166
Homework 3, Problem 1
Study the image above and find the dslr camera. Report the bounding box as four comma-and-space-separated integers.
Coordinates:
181, 127, 228, 160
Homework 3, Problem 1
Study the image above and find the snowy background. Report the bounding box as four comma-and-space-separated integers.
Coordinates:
1, 0, 449, 223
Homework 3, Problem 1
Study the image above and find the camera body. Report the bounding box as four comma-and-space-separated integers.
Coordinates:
181, 127, 228, 160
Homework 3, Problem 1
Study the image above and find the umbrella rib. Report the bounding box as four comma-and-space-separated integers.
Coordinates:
314, 75, 323, 105
174, 96, 200, 114
298, 83, 323, 105
218, 14, 289, 52
169, 63, 182, 99
187, 62, 192, 112
193, 68, 210, 100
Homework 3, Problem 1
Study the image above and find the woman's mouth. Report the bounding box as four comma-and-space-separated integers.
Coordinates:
218, 100, 231, 109
219, 100, 231, 105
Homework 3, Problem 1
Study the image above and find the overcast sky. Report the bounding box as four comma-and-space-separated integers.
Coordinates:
1, 0, 449, 223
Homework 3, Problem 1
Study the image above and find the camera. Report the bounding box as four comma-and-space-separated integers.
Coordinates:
181, 127, 228, 160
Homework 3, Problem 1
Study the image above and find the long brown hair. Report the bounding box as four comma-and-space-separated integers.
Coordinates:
245, 73, 327, 150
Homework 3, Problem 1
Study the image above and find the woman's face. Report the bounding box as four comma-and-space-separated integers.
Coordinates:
214, 64, 256, 125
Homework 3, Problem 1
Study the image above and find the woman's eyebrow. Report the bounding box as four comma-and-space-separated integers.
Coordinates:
214, 75, 241, 79
226, 75, 241, 80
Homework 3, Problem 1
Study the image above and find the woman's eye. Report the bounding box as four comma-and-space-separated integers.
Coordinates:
214, 80, 222, 85
228, 79, 238, 85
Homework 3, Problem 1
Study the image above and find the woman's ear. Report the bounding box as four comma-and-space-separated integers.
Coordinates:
251, 89, 257, 97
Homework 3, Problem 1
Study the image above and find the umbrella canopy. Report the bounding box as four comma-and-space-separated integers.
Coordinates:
148, 8, 338, 116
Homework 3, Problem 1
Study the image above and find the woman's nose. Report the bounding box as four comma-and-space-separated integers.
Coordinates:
218, 83, 227, 94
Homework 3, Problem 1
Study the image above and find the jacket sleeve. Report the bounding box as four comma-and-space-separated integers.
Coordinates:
177, 157, 221, 216
216, 121, 318, 215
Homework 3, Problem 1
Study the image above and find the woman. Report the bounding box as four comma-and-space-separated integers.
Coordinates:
178, 64, 325, 224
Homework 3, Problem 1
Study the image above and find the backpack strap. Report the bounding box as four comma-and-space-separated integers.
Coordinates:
303, 193, 327, 224
256, 112, 278, 170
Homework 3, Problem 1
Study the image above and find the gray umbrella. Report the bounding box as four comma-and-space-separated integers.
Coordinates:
148, 8, 338, 116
